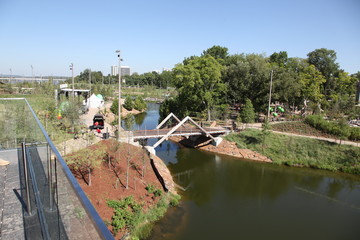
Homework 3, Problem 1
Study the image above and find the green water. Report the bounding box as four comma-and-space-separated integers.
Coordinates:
133, 103, 360, 240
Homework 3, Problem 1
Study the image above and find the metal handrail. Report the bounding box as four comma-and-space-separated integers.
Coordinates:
1, 98, 114, 239
23, 98, 114, 240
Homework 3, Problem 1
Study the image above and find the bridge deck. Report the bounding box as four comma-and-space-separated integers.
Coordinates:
131, 127, 227, 139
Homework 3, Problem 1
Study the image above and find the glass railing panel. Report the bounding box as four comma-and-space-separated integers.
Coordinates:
0, 98, 113, 240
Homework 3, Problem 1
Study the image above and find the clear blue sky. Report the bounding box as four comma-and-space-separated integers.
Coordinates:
1, 0, 359, 77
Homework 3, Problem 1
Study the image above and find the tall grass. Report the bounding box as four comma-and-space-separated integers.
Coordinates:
225, 129, 360, 175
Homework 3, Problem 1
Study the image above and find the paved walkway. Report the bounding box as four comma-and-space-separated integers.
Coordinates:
0, 149, 24, 240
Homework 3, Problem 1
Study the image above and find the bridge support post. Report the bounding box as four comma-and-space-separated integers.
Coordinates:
212, 137, 223, 147
144, 146, 156, 156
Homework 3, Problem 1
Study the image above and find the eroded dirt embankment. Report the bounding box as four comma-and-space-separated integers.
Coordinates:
169, 135, 272, 163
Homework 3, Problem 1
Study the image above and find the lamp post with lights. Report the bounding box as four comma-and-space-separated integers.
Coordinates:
116, 50, 123, 140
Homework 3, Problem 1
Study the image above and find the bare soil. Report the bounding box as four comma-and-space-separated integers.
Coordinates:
170, 135, 272, 162
65, 139, 163, 239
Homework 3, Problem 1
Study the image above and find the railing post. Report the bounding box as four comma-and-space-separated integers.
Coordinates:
21, 142, 32, 215
47, 144, 53, 211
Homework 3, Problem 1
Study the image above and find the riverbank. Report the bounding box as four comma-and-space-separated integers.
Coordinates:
225, 129, 360, 175
168, 129, 360, 175
169, 135, 271, 163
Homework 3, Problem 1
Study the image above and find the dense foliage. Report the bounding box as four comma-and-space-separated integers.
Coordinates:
123, 96, 134, 111
159, 45, 359, 121
305, 115, 360, 141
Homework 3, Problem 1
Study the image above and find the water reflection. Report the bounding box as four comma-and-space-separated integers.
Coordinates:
132, 103, 360, 240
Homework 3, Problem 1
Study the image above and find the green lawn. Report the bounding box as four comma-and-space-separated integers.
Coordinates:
225, 129, 360, 175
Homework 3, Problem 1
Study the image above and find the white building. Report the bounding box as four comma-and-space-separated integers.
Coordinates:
111, 66, 131, 76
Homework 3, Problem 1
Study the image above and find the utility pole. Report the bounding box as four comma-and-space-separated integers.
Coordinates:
116, 50, 122, 140
267, 70, 274, 121
89, 68, 91, 95
70, 63, 74, 101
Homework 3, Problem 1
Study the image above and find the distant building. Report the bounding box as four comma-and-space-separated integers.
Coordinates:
111, 66, 131, 76
111, 65, 118, 76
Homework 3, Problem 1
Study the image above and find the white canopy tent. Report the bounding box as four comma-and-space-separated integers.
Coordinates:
85, 93, 104, 108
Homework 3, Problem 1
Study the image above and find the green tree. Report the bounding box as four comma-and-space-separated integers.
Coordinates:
241, 99, 255, 124
261, 120, 271, 151
65, 146, 106, 186
159, 70, 174, 89
110, 98, 121, 115
300, 65, 326, 111
307, 48, 339, 96
133, 96, 147, 111
124, 96, 134, 111
269, 51, 288, 67
173, 55, 225, 120
271, 66, 302, 107
61, 99, 81, 133
222, 54, 272, 112
202, 45, 229, 63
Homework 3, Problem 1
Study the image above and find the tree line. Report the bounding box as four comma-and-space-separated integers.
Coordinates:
159, 46, 360, 121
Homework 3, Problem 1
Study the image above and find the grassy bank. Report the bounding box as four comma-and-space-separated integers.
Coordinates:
225, 129, 360, 175
107, 191, 181, 240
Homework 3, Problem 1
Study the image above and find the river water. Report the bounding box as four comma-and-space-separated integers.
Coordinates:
126, 103, 360, 240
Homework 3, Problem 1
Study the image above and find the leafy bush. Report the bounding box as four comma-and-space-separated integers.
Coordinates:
110, 98, 121, 115
145, 184, 156, 194
133, 96, 147, 111
349, 127, 360, 141
107, 196, 140, 235
305, 115, 357, 141
153, 189, 163, 197
124, 96, 134, 111
107, 192, 181, 239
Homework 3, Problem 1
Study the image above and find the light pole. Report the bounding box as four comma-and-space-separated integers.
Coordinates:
89, 68, 92, 94
70, 63, 74, 101
116, 50, 122, 140
267, 70, 274, 121
9, 68, 12, 84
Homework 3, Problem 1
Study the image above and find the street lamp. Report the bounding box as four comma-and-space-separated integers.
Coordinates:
89, 68, 92, 95
70, 63, 74, 101
116, 50, 123, 140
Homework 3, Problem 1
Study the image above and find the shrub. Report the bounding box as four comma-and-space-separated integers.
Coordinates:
169, 193, 181, 206
145, 184, 156, 194
305, 115, 354, 141
133, 96, 147, 111
153, 189, 163, 197
349, 127, 360, 141
110, 98, 121, 115
124, 96, 134, 111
